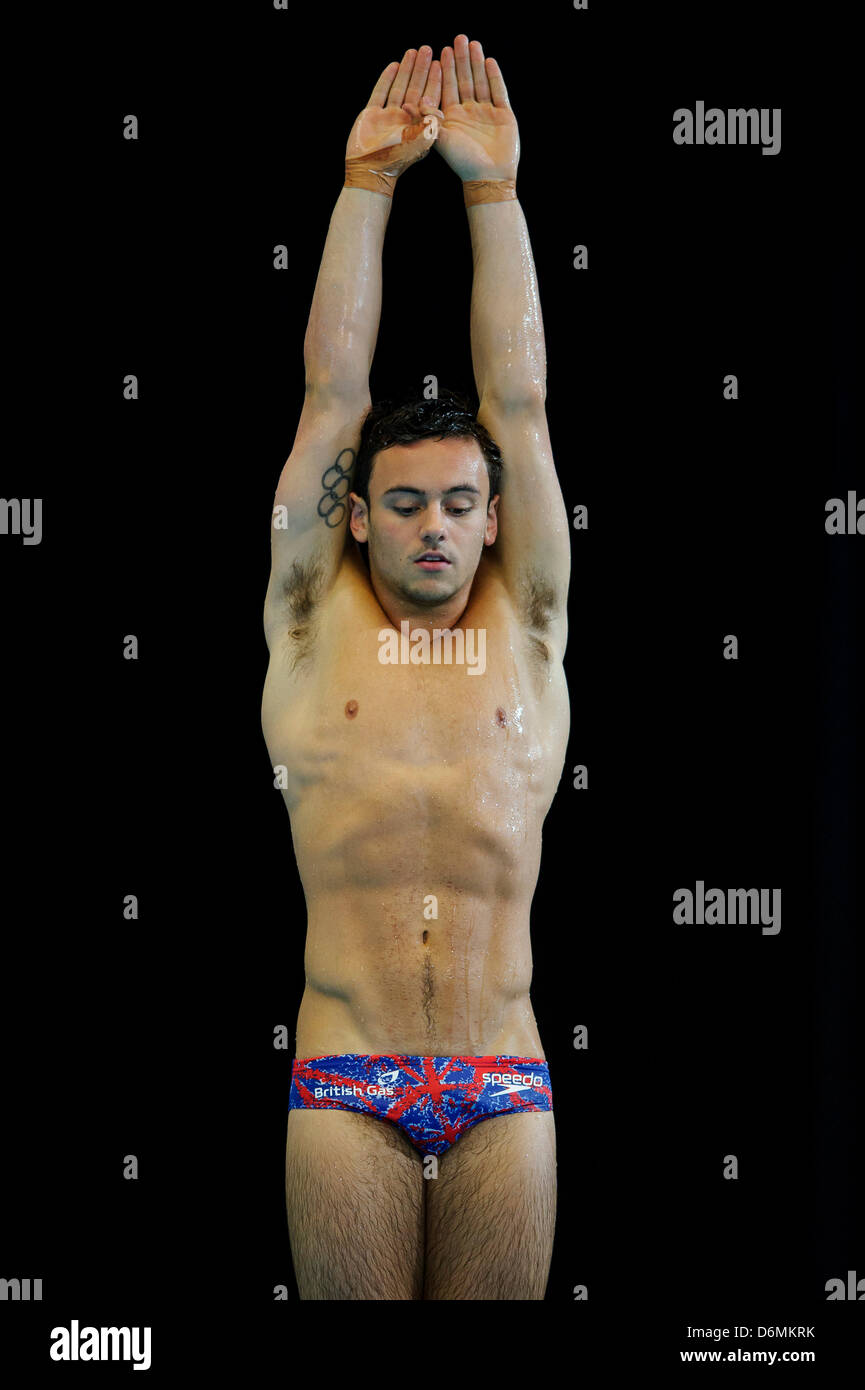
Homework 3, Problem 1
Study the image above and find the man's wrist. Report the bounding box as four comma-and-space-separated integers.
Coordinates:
344, 167, 397, 198
462, 177, 517, 208
344, 154, 399, 198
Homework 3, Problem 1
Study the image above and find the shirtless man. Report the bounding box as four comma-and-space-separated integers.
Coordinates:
261, 35, 571, 1299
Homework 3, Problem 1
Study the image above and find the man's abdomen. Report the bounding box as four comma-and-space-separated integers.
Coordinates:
295, 878, 543, 1057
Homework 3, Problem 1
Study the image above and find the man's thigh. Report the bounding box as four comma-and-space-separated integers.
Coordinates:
285, 1108, 424, 1300
422, 1110, 557, 1300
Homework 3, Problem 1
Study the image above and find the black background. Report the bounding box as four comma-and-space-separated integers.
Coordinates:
1, 0, 860, 1372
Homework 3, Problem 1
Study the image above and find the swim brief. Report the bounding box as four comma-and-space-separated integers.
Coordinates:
289, 1054, 553, 1157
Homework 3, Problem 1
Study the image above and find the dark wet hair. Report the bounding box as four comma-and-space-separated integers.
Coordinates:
353, 387, 503, 510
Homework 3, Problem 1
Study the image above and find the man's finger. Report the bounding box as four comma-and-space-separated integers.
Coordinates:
422, 58, 443, 113
386, 47, 418, 107
368, 61, 399, 109
486, 56, 511, 110
453, 33, 474, 103
469, 39, 491, 103
404, 44, 433, 108
440, 47, 459, 109
401, 101, 424, 129
400, 102, 440, 147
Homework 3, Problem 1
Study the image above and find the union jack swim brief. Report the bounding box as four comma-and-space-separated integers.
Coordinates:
289, 1054, 553, 1156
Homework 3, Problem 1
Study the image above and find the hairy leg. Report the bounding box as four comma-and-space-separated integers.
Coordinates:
422, 1110, 557, 1300
285, 1108, 424, 1300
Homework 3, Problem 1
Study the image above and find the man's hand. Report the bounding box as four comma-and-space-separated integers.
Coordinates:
434, 35, 519, 182
346, 46, 444, 178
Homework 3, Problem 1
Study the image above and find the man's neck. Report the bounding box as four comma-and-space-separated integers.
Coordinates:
370, 571, 472, 633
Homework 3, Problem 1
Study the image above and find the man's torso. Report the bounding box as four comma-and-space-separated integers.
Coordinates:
261, 543, 570, 1057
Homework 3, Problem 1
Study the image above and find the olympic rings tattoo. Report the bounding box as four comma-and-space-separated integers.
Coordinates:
317, 448, 355, 528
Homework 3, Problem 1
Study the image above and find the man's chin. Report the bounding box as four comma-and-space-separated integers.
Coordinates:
404, 570, 460, 602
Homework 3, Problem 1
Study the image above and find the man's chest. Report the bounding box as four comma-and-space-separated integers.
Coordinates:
261, 582, 570, 794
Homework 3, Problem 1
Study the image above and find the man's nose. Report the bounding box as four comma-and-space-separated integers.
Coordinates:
420, 504, 447, 537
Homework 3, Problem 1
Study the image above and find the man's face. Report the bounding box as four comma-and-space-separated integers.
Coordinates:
349, 436, 499, 611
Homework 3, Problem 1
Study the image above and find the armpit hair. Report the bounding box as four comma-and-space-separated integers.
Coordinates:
519, 566, 558, 634
283, 553, 325, 624
280, 553, 326, 669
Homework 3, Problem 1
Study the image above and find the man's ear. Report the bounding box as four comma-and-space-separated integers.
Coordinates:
349, 491, 369, 542
484, 494, 499, 545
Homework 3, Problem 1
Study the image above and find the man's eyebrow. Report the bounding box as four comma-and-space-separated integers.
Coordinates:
381, 484, 482, 498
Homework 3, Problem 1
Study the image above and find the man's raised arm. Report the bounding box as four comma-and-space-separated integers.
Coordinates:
434, 36, 570, 645
264, 48, 443, 642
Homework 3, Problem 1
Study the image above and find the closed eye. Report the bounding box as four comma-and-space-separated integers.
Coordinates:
394, 506, 471, 516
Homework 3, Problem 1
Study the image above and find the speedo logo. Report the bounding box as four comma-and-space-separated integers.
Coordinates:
483, 1071, 544, 1090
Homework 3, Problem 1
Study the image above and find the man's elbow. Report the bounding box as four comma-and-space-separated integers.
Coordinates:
302, 374, 371, 408
480, 383, 547, 414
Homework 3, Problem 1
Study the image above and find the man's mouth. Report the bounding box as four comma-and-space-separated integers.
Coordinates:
415, 553, 450, 569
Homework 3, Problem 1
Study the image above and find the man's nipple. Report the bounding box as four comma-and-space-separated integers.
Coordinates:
495, 706, 508, 727
345, 699, 359, 719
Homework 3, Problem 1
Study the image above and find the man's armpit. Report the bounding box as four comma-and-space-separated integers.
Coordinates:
519, 565, 560, 634
283, 552, 326, 624
266, 550, 328, 669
